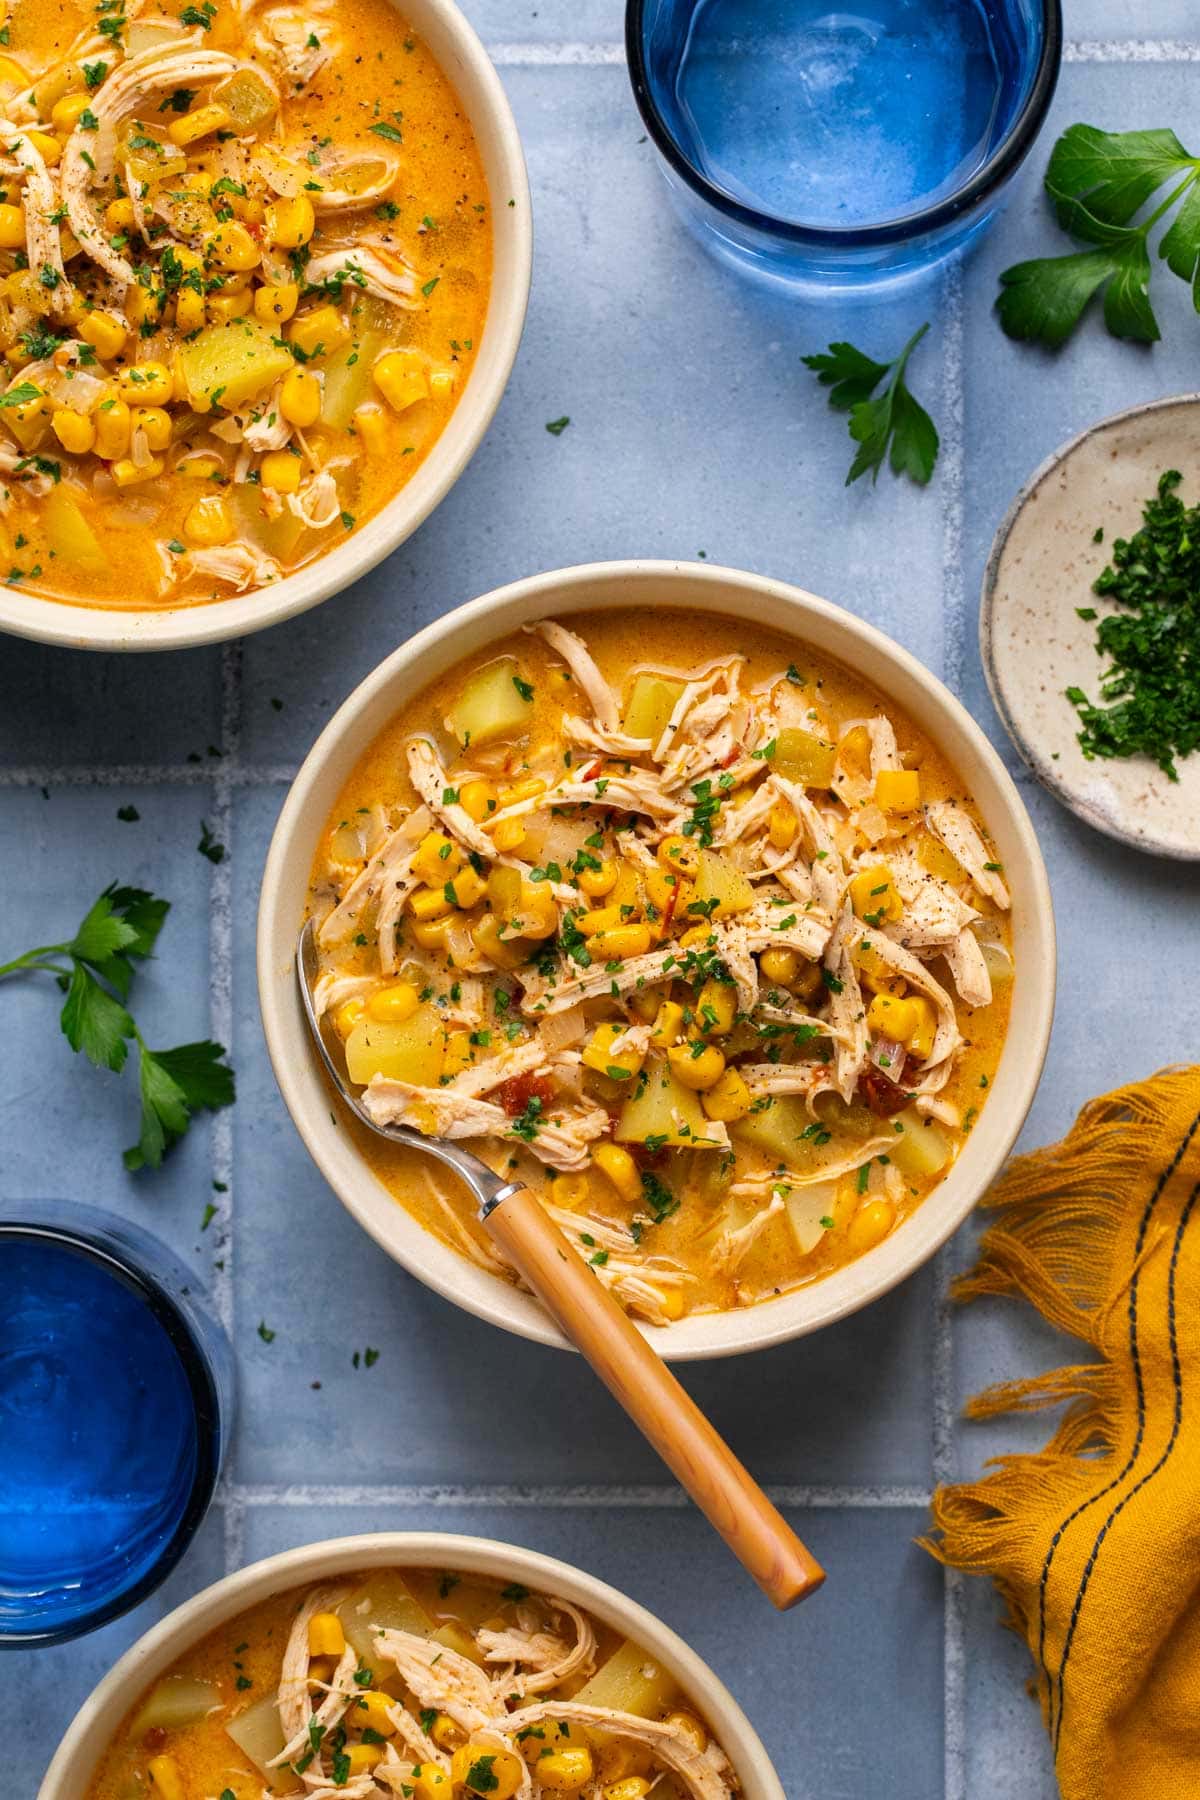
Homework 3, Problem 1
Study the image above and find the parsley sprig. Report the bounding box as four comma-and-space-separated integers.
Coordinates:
803, 323, 939, 486
0, 883, 235, 1167
998, 123, 1200, 346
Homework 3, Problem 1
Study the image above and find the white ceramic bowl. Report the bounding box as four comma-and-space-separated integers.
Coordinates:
38, 1531, 785, 1800
0, 0, 531, 654
258, 561, 1056, 1359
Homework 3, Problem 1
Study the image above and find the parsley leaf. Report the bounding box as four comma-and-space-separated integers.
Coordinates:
0, 883, 234, 1167
997, 123, 1200, 346
803, 323, 939, 486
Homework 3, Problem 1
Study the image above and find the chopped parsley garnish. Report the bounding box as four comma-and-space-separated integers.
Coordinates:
640, 1168, 679, 1224
545, 415, 570, 436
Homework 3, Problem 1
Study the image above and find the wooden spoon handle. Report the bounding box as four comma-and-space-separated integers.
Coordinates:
483, 1185, 825, 1610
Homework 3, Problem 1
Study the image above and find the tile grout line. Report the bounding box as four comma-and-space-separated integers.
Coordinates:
213, 1480, 932, 1510
933, 1244, 966, 1800
0, 761, 298, 789
480, 37, 1198, 66
213, 641, 242, 1575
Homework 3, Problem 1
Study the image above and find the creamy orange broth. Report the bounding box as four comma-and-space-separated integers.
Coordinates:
85, 1566, 725, 1799
309, 610, 1012, 1323
0, 0, 490, 609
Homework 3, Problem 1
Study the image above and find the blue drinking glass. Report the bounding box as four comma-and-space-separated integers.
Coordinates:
627, 0, 1062, 288
0, 1201, 234, 1646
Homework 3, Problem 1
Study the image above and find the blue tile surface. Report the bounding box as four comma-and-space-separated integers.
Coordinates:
3, 8, 1199, 1798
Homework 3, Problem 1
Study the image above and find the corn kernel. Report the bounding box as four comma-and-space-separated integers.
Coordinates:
604, 1779, 652, 1800
27, 129, 60, 164
412, 831, 462, 886
578, 904, 623, 938
0, 201, 24, 248
850, 863, 903, 924
471, 913, 525, 969
847, 1197, 896, 1257
874, 768, 921, 812
459, 778, 498, 823
373, 347, 429, 413
111, 452, 163, 487
443, 1029, 473, 1076
260, 447, 302, 493
447, 865, 487, 909
289, 302, 347, 358
279, 365, 322, 427
366, 982, 419, 1024
452, 1745, 524, 1799
510, 887, 557, 940
175, 284, 205, 333
183, 494, 234, 547
677, 923, 715, 950
147, 1755, 185, 1800
51, 91, 93, 131
92, 395, 131, 460
168, 101, 232, 146
906, 996, 937, 1059
498, 778, 546, 807
231, 192, 266, 225
77, 309, 128, 360
533, 1746, 595, 1792
51, 407, 95, 454
353, 399, 387, 453
206, 288, 253, 323
103, 196, 136, 232
131, 405, 171, 451
768, 802, 796, 851
577, 857, 617, 898
203, 219, 260, 272
591, 1141, 640, 1206
343, 1744, 384, 1776
410, 1766, 451, 1799
582, 1021, 645, 1082
334, 998, 364, 1038
701, 1067, 752, 1123
588, 923, 652, 960
491, 816, 527, 854
650, 999, 684, 1049
348, 1688, 396, 1736
552, 1171, 591, 1209
117, 360, 171, 404
410, 915, 452, 951
307, 1654, 338, 1690
176, 450, 224, 480
428, 366, 453, 398
645, 866, 689, 917
409, 884, 455, 922
696, 977, 736, 1035
428, 1714, 463, 1752
866, 993, 916, 1043
852, 939, 906, 999
308, 1611, 346, 1657
657, 833, 699, 877
265, 192, 315, 248
663, 1712, 708, 1755
253, 279, 299, 326
123, 281, 161, 330
667, 1041, 725, 1091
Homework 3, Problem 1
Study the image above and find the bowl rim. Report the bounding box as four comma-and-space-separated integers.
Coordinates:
0, 0, 532, 654
257, 558, 1057, 1360
37, 1529, 786, 1800
980, 388, 1200, 862
624, 0, 1063, 249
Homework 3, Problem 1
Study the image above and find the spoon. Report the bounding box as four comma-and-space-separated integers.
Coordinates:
297, 921, 825, 1610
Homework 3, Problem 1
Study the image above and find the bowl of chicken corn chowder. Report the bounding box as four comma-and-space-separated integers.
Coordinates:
40, 1532, 786, 1800
258, 561, 1056, 1358
0, 0, 530, 650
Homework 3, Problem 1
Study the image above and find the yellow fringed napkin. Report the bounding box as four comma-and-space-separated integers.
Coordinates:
923, 1067, 1200, 1800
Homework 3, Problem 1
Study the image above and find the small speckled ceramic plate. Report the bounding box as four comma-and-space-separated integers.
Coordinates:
981, 392, 1200, 860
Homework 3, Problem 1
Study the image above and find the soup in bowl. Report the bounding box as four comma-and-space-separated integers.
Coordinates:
40, 1533, 785, 1799
0, 0, 529, 648
259, 562, 1055, 1358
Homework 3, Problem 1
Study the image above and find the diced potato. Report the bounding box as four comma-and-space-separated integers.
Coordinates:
916, 831, 964, 883
890, 1106, 950, 1179
732, 1095, 827, 1167
446, 656, 534, 750
979, 940, 1013, 985
432, 1620, 486, 1665
772, 727, 837, 788
227, 1695, 300, 1792
179, 319, 295, 411
574, 1638, 678, 1719
692, 848, 755, 917
130, 1675, 221, 1738
621, 672, 685, 743
338, 1572, 437, 1675
782, 1178, 839, 1255
213, 67, 279, 132
233, 482, 307, 562
126, 19, 186, 53
42, 484, 107, 576
615, 1057, 724, 1149
345, 1003, 443, 1087
321, 329, 388, 430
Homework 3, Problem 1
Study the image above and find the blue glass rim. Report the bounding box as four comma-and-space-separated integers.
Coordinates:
0, 1218, 223, 1648
624, 0, 1064, 251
